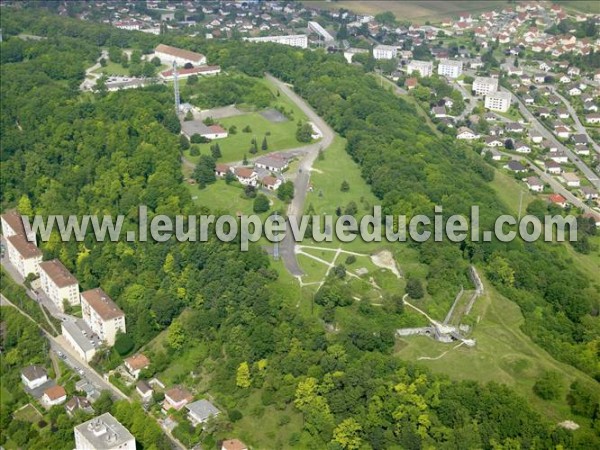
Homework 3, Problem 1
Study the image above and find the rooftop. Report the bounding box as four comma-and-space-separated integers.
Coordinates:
155, 44, 205, 63
7, 234, 42, 259
222, 439, 248, 450
39, 259, 78, 288
21, 365, 47, 381
61, 319, 97, 353
81, 288, 124, 320
125, 354, 150, 371
74, 413, 135, 449
185, 399, 220, 421
44, 385, 66, 400
165, 386, 193, 404
1, 211, 28, 236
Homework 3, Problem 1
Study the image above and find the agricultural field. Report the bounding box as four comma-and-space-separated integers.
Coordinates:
304, 1, 512, 23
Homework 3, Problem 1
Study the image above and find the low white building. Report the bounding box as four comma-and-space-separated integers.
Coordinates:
6, 234, 42, 278
186, 399, 220, 426
246, 34, 308, 48
562, 172, 580, 187
406, 60, 433, 77
484, 91, 511, 112
255, 155, 289, 172
42, 385, 67, 407
438, 59, 463, 78
124, 354, 150, 379
373, 44, 397, 60
81, 288, 126, 347
154, 44, 206, 66
159, 65, 221, 81
456, 127, 479, 140
472, 76, 499, 95
526, 176, 544, 192
74, 413, 136, 450
233, 167, 258, 186
39, 259, 79, 311
62, 319, 97, 362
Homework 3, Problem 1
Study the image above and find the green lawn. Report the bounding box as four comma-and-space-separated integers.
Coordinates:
489, 169, 535, 216
183, 112, 307, 164
93, 61, 130, 76
13, 403, 43, 423
395, 275, 598, 426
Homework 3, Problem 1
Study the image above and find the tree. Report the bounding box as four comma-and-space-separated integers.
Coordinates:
151, 56, 161, 66
187, 74, 198, 85
253, 194, 270, 213
114, 333, 134, 356
296, 122, 313, 143
192, 155, 216, 188
277, 181, 294, 202
179, 134, 190, 151
94, 391, 113, 415
17, 194, 33, 216
210, 143, 222, 159
533, 371, 563, 400
243, 153, 248, 165
184, 110, 194, 121
344, 201, 358, 216
236, 361, 251, 388
167, 319, 185, 350
243, 125, 252, 133
333, 418, 362, 450
190, 134, 209, 144
406, 278, 424, 299
340, 180, 350, 192
261, 136, 268, 150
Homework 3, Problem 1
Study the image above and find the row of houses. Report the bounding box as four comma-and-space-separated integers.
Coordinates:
216, 153, 291, 189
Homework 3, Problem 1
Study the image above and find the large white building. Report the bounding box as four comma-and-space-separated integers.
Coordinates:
438, 59, 463, 78
373, 44, 397, 60
74, 413, 135, 450
39, 259, 79, 311
6, 234, 42, 278
485, 91, 512, 112
81, 288, 126, 346
153, 44, 206, 66
472, 76, 499, 95
62, 319, 97, 362
246, 34, 308, 48
406, 60, 433, 77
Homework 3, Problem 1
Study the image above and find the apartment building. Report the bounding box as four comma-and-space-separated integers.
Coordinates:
472, 76, 499, 95
6, 234, 42, 278
373, 44, 397, 60
1, 211, 36, 244
484, 91, 512, 112
39, 259, 79, 311
246, 34, 308, 48
406, 60, 433, 77
81, 288, 126, 346
74, 413, 135, 450
437, 59, 463, 78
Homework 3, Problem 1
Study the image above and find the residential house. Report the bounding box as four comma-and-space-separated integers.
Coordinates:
555, 108, 570, 119
39, 259, 79, 312
559, 74, 571, 84
484, 136, 504, 147
538, 107, 550, 118
154, 44, 206, 66
456, 127, 478, 140
181, 121, 228, 140
124, 354, 150, 379
437, 59, 463, 78
548, 95, 561, 106
489, 126, 504, 136
575, 144, 590, 156
74, 413, 136, 450
261, 175, 282, 191
505, 122, 524, 134
1, 211, 36, 243
538, 62, 551, 72
255, 155, 289, 172
505, 160, 527, 173
65, 396, 93, 417
568, 86, 582, 96
583, 102, 598, 112
42, 385, 67, 407
523, 93, 535, 105
526, 176, 544, 192
485, 91, 511, 112
159, 65, 221, 80
6, 234, 42, 278
572, 134, 588, 146
555, 126, 570, 139
163, 386, 193, 411
585, 113, 600, 124
136, 380, 153, 402
562, 172, 580, 187
549, 193, 568, 208
21, 365, 48, 390
487, 149, 502, 161
221, 439, 249, 450
215, 163, 231, 177
405, 77, 418, 90
530, 130, 543, 144
432, 106, 446, 118
81, 288, 126, 347
186, 399, 220, 426
544, 160, 562, 174
580, 186, 599, 201
233, 167, 258, 186
533, 73, 546, 83
514, 141, 531, 153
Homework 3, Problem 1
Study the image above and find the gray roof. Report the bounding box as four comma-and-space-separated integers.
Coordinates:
74, 413, 134, 449
181, 120, 213, 137
61, 319, 96, 353
185, 399, 220, 421
507, 160, 526, 171
21, 365, 47, 381
255, 155, 288, 170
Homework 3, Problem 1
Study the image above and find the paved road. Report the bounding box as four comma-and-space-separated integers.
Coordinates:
503, 86, 600, 190
80, 50, 107, 91
546, 86, 600, 155
452, 80, 478, 120
265, 74, 335, 276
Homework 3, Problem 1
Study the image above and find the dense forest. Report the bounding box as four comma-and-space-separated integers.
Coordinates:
1, 8, 599, 449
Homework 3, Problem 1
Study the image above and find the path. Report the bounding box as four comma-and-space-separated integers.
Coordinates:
417, 342, 465, 361
80, 50, 107, 91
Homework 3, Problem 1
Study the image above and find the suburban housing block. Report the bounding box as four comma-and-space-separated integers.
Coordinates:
39, 259, 79, 311
81, 288, 126, 346
485, 91, 512, 112
74, 413, 136, 450
6, 234, 42, 278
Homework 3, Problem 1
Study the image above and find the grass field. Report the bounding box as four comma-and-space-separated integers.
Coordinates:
304, 1, 512, 23
489, 168, 535, 216
93, 61, 130, 76
183, 112, 306, 164
396, 275, 597, 425
13, 403, 43, 423
555, 0, 600, 14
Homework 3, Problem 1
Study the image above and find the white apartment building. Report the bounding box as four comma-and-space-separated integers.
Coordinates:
1, 211, 37, 244
39, 259, 79, 311
74, 413, 135, 450
373, 44, 397, 60
81, 288, 126, 346
406, 60, 433, 77
6, 234, 42, 278
246, 34, 308, 48
472, 76, 499, 95
438, 59, 463, 78
485, 91, 512, 112
153, 44, 206, 66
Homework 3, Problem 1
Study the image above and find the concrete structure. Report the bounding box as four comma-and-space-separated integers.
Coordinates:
246, 34, 308, 48
154, 44, 206, 66
81, 288, 126, 346
406, 60, 433, 77
124, 354, 150, 379
6, 234, 42, 278
159, 65, 221, 80
437, 59, 463, 78
39, 259, 79, 311
1, 211, 36, 244
484, 91, 511, 112
307, 21, 334, 43
21, 365, 48, 389
186, 399, 220, 426
62, 319, 98, 362
472, 76, 499, 95
373, 44, 397, 60
74, 413, 136, 450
